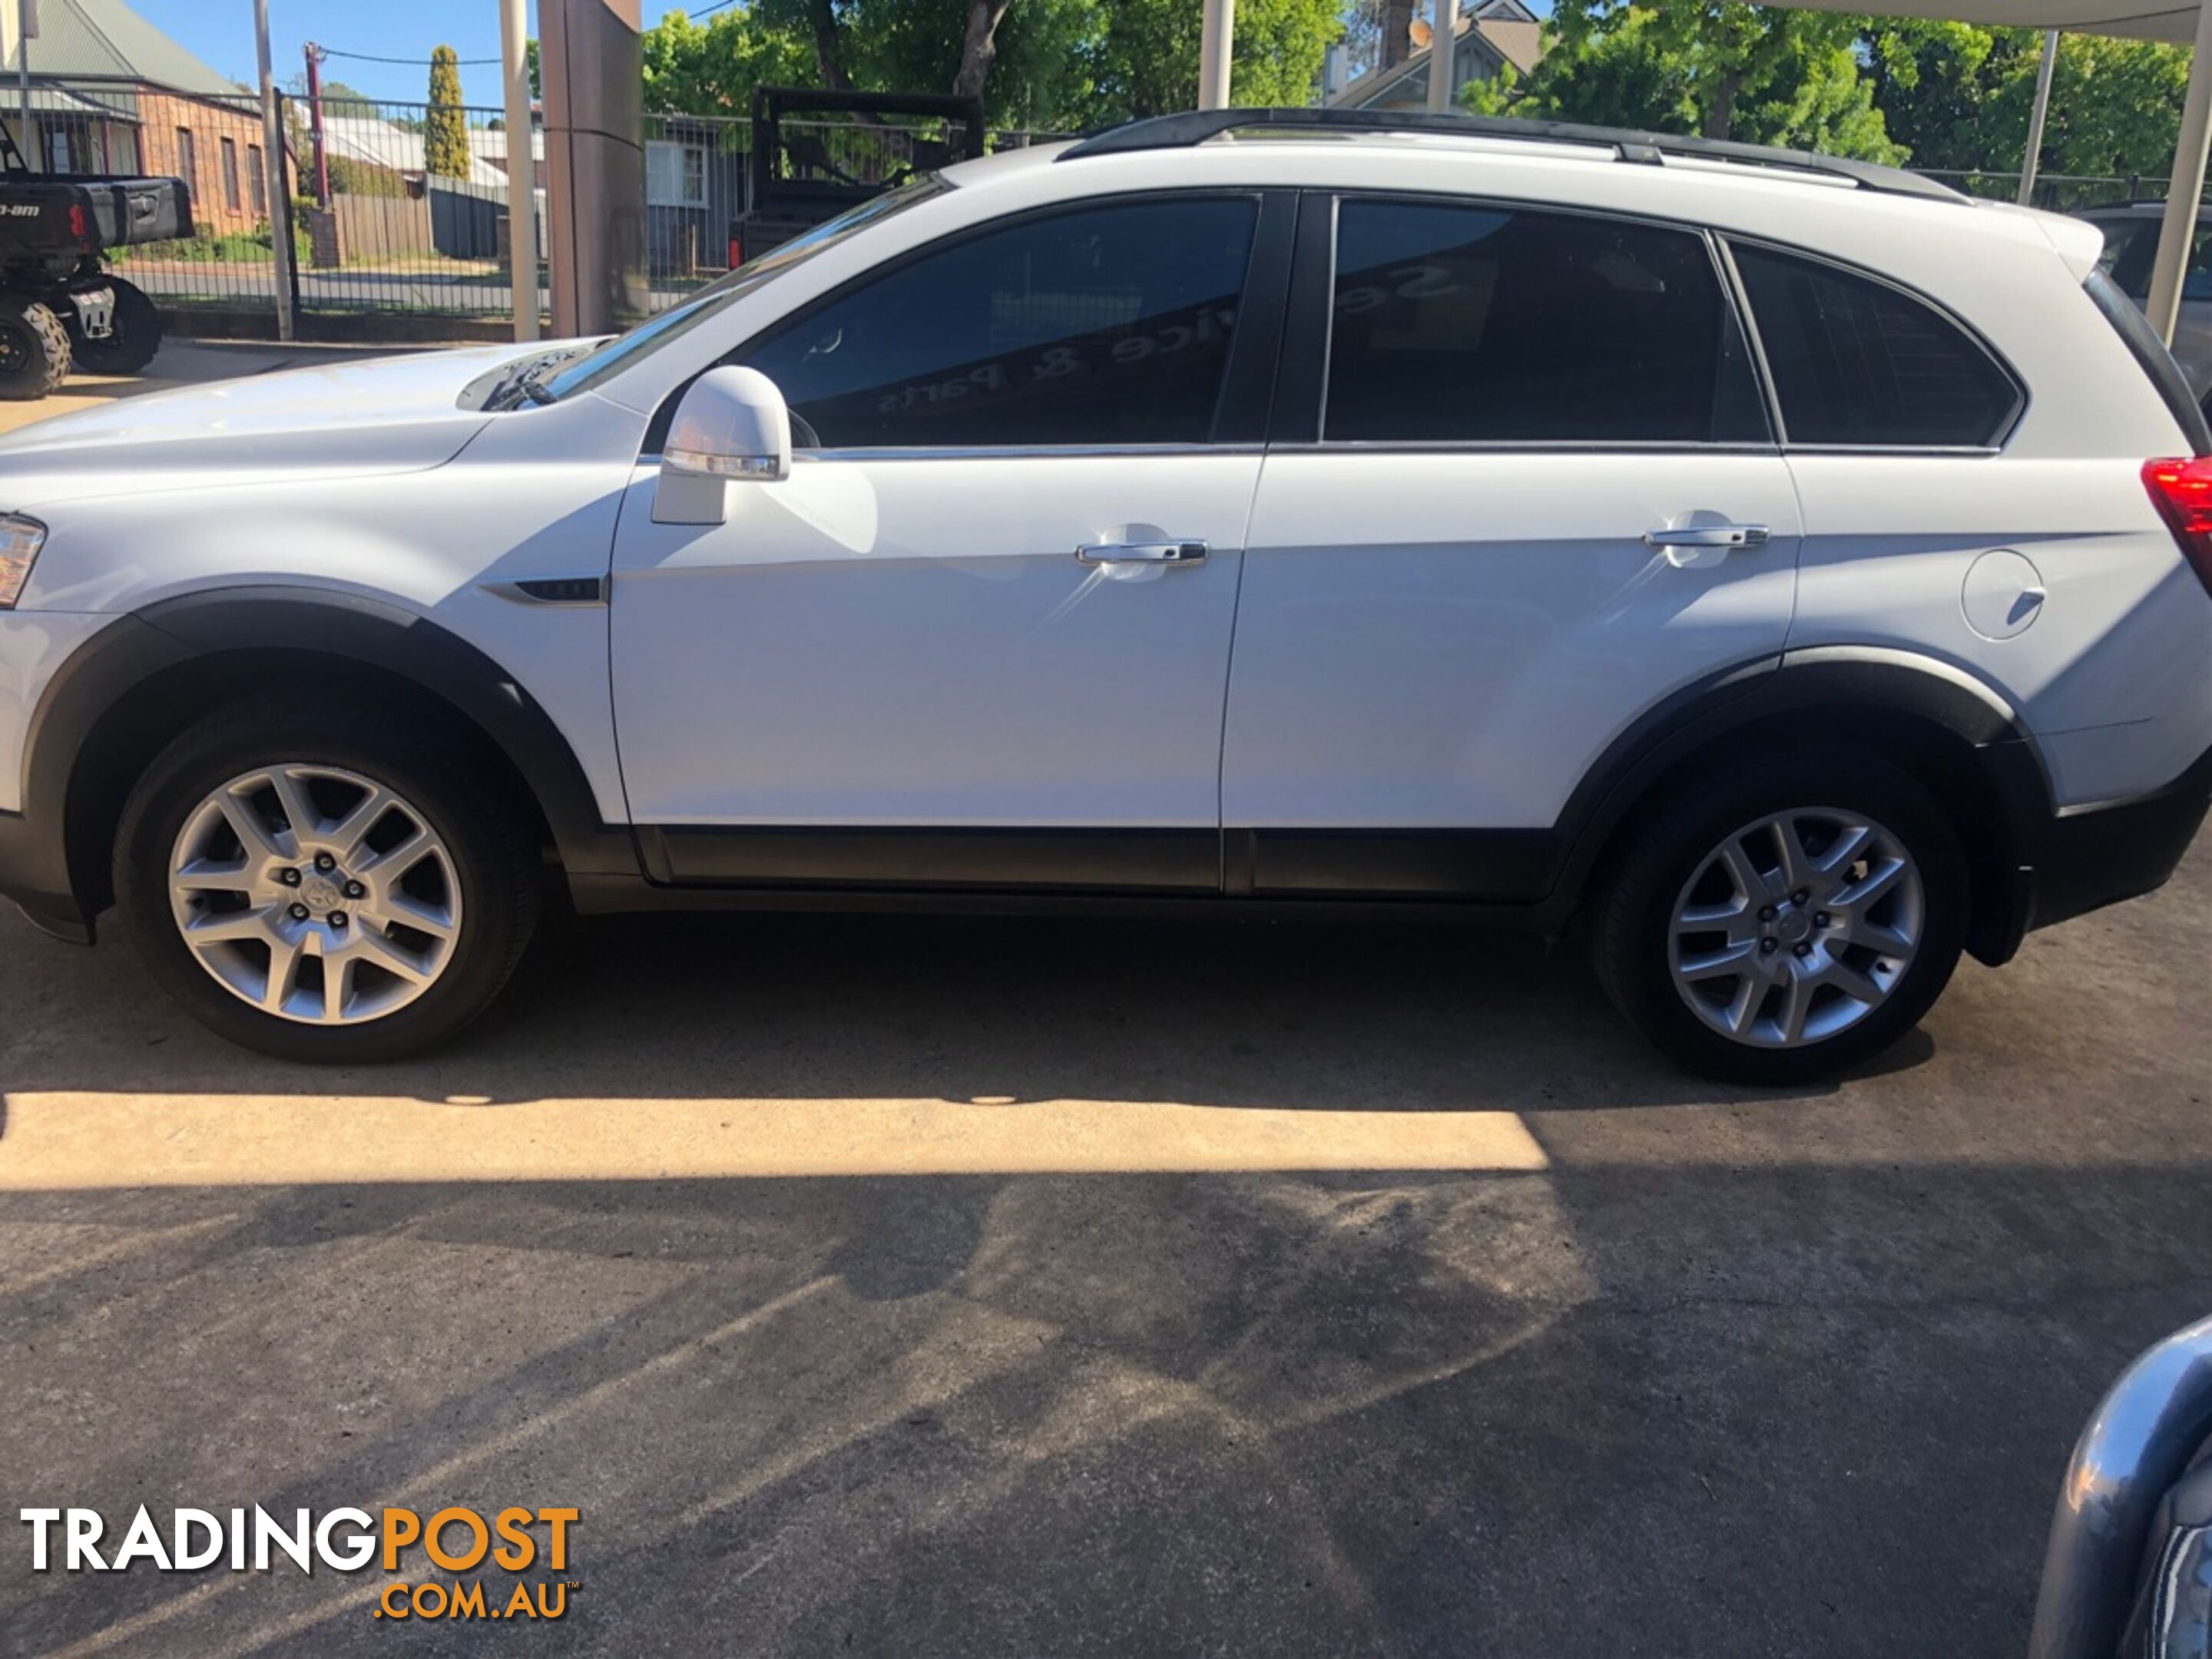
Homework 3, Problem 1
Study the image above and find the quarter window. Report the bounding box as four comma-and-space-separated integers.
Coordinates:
1731, 244, 2019, 448
740, 197, 1258, 449
1323, 198, 1765, 444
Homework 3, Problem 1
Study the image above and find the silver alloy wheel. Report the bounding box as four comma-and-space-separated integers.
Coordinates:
1667, 806, 1925, 1049
167, 763, 462, 1025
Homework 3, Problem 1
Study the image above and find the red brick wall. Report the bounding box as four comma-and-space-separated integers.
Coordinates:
135, 90, 280, 239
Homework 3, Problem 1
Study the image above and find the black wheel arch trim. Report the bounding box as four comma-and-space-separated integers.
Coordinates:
12, 588, 640, 935
1545, 644, 2056, 963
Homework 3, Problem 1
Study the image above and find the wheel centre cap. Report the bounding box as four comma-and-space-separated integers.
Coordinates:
1777, 910, 1812, 945
300, 875, 343, 911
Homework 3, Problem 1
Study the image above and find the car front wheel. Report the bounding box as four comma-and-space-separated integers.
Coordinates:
1592, 751, 1968, 1085
114, 701, 541, 1061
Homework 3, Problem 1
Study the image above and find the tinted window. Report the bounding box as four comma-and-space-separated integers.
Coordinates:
2103, 217, 2212, 304
1733, 244, 2019, 447
741, 197, 1257, 448
1323, 199, 1763, 444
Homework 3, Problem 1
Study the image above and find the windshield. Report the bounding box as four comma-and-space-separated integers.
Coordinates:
539, 174, 952, 402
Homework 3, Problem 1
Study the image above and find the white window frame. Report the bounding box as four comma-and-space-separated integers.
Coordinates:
646, 139, 707, 210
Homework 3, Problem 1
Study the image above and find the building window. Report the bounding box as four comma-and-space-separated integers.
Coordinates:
175, 127, 197, 198
645, 140, 707, 209
111, 126, 140, 174
220, 136, 240, 210
247, 144, 266, 214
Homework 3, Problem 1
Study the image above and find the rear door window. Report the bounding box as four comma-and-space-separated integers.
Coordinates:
1322, 197, 1768, 444
1730, 243, 2022, 448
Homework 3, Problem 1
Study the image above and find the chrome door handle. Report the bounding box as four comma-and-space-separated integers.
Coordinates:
1643, 524, 1770, 551
1075, 540, 1208, 565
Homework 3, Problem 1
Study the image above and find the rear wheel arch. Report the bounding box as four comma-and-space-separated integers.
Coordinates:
1558, 650, 2052, 965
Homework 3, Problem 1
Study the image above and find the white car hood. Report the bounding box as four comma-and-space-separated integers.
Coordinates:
0, 343, 531, 507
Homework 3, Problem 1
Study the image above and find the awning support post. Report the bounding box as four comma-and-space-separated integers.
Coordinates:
2147, 0, 2212, 344
1199, 0, 1235, 111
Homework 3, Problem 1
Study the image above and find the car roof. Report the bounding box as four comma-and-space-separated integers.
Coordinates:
939, 117, 2104, 276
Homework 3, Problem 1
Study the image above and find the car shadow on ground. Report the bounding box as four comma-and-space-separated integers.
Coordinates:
0, 907, 1932, 1117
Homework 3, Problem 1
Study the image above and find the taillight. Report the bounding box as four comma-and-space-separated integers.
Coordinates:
727, 233, 743, 269
68, 204, 87, 240
2142, 457, 2212, 596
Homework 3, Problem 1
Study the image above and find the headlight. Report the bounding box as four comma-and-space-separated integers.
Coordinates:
0, 514, 45, 608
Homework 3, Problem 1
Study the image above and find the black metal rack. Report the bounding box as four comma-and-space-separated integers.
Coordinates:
1058, 108, 1965, 205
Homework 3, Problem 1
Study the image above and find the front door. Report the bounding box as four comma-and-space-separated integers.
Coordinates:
1221, 194, 1803, 897
611, 194, 1280, 891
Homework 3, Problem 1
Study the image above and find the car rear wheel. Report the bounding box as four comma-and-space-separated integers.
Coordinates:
1592, 750, 1968, 1085
0, 294, 71, 399
68, 278, 161, 376
114, 701, 541, 1061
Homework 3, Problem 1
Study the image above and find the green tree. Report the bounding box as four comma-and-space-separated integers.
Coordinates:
1076, 0, 1341, 121
644, 8, 814, 112
1465, 3, 1904, 164
425, 44, 471, 178
1865, 21, 2190, 183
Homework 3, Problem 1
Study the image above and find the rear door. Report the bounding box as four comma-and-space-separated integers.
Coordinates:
1219, 194, 1802, 899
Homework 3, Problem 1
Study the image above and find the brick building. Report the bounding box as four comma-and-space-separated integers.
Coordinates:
0, 0, 273, 237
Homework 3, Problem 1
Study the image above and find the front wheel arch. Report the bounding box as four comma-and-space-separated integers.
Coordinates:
29, 594, 631, 929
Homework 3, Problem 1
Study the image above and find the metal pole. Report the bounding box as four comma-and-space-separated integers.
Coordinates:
253, 0, 295, 343
304, 44, 329, 207
2026, 1313, 2212, 1659
1198, 0, 1234, 111
1427, 0, 1459, 112
2018, 29, 2058, 207
2147, 0, 2212, 345
499, 0, 538, 342
17, 0, 31, 171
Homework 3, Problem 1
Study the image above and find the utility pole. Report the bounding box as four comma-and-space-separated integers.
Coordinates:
303, 43, 329, 207
1427, 0, 1459, 112
253, 0, 295, 342
498, 0, 538, 340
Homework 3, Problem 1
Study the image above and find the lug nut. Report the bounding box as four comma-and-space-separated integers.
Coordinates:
1790, 889, 1810, 906
1814, 912, 1831, 929
1793, 941, 1813, 957
288, 902, 310, 921
314, 851, 336, 872
1760, 938, 1778, 954
343, 880, 365, 900
329, 912, 348, 929
1758, 905, 1777, 922
278, 867, 301, 887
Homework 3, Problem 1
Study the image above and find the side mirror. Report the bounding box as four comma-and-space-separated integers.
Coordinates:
653, 366, 792, 525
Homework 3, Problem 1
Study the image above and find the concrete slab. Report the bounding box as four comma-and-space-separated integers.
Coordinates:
0, 836, 2204, 1654
0, 339, 445, 437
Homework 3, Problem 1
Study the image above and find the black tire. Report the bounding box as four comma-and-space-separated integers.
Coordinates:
1591, 749, 1969, 1087
67, 277, 161, 376
113, 699, 542, 1063
0, 294, 71, 399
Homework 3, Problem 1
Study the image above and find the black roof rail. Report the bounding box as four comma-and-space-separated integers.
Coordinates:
1057, 108, 1967, 205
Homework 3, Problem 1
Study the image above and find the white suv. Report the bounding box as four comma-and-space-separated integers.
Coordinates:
1, 109, 2207, 1082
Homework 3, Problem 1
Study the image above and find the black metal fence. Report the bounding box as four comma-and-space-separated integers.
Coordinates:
641, 113, 1068, 308
1919, 169, 2166, 213
79, 90, 2190, 336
